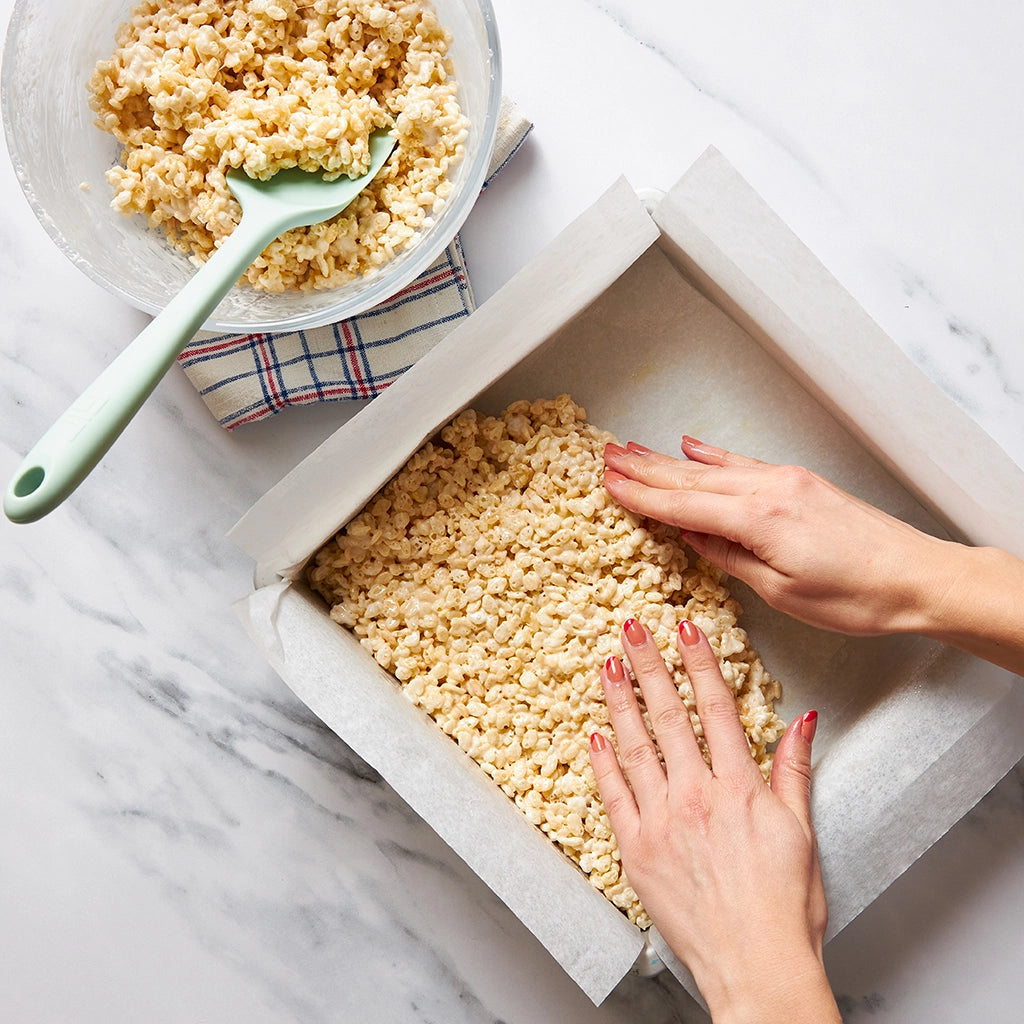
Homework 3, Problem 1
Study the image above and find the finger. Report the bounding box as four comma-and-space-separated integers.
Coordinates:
769, 710, 818, 834
602, 469, 758, 543
620, 617, 706, 777
681, 529, 777, 587
605, 442, 758, 497
683, 441, 880, 521
599, 654, 668, 812
680, 435, 765, 469
677, 620, 761, 780
680, 529, 740, 566
588, 730, 641, 844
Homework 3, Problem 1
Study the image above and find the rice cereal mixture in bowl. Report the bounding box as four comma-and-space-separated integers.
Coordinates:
88, 0, 470, 292
307, 396, 786, 925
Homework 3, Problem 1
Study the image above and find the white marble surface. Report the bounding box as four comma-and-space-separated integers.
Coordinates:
2, 0, 1023, 1020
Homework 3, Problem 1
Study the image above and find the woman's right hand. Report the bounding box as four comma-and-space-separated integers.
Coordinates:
603, 436, 1024, 675
602, 437, 967, 639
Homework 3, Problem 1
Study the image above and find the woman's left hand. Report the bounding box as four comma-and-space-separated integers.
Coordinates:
589, 617, 840, 1024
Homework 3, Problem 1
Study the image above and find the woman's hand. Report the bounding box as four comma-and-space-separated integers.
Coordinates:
603, 438, 1024, 673
603, 437, 967, 638
589, 617, 840, 1024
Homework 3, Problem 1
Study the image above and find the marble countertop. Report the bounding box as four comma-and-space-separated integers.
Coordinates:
3, 1, 1023, 1021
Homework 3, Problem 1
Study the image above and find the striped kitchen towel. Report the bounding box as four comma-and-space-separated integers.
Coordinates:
178, 97, 532, 429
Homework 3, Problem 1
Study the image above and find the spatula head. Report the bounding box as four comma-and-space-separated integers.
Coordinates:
226, 129, 397, 230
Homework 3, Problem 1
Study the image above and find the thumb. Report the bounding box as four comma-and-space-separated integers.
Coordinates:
769, 710, 818, 831
681, 530, 768, 590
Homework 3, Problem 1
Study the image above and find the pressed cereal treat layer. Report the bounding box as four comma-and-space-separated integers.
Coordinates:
89, 0, 468, 292
307, 395, 785, 925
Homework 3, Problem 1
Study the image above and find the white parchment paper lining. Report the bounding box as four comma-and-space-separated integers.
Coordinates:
231, 149, 1024, 1006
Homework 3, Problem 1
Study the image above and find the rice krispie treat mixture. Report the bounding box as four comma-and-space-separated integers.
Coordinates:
308, 395, 785, 925
89, 0, 468, 291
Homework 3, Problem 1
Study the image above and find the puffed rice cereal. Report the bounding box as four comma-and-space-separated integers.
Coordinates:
88, 0, 468, 292
307, 396, 785, 926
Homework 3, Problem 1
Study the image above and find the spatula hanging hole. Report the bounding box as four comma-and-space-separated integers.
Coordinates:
13, 466, 45, 497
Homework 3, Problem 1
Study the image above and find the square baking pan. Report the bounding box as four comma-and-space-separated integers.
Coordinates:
231, 148, 1024, 1004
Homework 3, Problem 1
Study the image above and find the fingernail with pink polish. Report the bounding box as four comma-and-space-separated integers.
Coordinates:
626, 441, 652, 455
800, 710, 818, 743
623, 618, 645, 646
680, 529, 707, 552
604, 656, 626, 682
605, 442, 627, 457
678, 620, 701, 646
590, 731, 608, 753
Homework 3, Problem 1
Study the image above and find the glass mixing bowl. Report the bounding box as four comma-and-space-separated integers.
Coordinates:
1, 0, 501, 333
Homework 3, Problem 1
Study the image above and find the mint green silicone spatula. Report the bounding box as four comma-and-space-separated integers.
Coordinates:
4, 130, 397, 524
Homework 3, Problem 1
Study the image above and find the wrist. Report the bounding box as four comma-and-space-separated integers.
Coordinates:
699, 950, 840, 1024
884, 535, 983, 638
910, 543, 1024, 674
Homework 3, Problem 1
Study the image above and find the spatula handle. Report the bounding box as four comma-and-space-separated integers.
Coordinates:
4, 217, 276, 524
